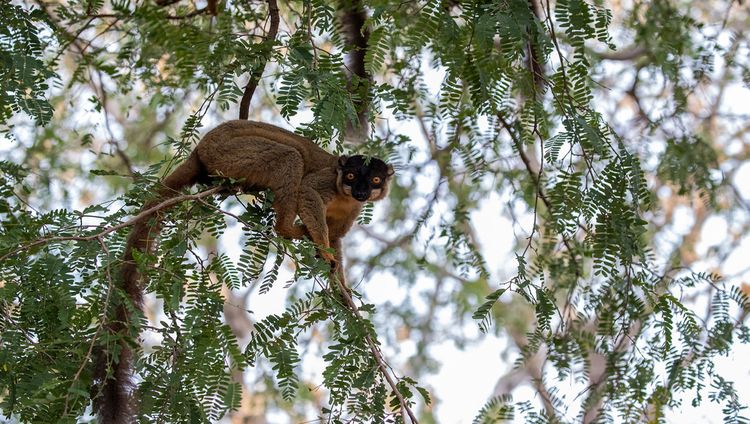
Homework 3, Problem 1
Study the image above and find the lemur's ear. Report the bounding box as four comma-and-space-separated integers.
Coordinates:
338, 155, 349, 168
386, 164, 395, 177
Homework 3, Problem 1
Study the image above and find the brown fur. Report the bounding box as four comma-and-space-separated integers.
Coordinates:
93, 120, 393, 422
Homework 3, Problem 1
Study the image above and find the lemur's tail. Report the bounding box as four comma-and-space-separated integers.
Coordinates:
93, 152, 203, 423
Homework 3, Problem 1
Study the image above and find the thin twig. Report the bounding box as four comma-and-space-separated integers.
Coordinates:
165, 7, 209, 19
0, 187, 224, 264
332, 276, 419, 424
63, 236, 115, 416
191, 197, 419, 422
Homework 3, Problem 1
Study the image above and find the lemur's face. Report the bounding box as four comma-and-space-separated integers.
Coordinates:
337, 155, 394, 202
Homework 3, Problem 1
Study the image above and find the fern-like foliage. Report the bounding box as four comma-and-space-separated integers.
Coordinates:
657, 135, 720, 198
1, 0, 749, 423
474, 395, 515, 423
0, 5, 55, 126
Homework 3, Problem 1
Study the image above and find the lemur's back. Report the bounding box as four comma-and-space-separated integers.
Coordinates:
196, 120, 337, 176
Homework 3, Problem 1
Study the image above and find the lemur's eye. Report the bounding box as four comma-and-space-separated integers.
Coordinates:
371, 176, 382, 184
346, 173, 355, 181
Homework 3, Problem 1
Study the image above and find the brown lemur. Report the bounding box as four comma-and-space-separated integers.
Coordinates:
93, 119, 394, 423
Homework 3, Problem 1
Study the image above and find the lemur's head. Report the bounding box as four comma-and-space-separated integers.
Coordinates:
336, 155, 394, 202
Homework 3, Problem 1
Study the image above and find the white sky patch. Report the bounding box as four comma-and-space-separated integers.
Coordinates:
734, 163, 750, 200
697, 215, 728, 255
364, 271, 408, 306
470, 191, 515, 278
424, 336, 508, 424
720, 235, 750, 278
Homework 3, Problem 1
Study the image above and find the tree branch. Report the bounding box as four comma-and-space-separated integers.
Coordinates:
339, 0, 371, 138
87, 7, 210, 20
332, 276, 420, 424
154, 0, 183, 7
0, 186, 224, 264
527, 0, 546, 92
165, 7, 209, 19
63, 236, 115, 416
192, 197, 421, 423
238, 0, 279, 120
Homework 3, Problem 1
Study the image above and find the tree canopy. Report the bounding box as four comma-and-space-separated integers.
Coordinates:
2, 0, 750, 423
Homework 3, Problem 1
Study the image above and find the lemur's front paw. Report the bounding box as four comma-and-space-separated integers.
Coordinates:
329, 258, 339, 271
314, 249, 337, 270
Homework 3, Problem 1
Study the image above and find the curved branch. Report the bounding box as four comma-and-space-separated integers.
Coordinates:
238, 0, 279, 120
0, 186, 224, 264
154, 0, 183, 7
339, 0, 371, 137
